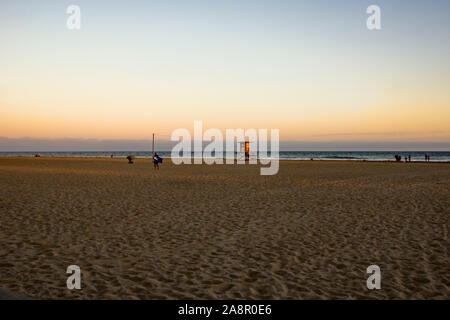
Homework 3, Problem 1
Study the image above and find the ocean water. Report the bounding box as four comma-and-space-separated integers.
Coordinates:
1, 151, 449, 162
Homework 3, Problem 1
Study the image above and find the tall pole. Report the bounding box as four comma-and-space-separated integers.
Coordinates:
152, 133, 155, 156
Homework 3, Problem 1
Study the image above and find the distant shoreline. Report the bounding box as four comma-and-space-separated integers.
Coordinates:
0, 156, 449, 164
2, 151, 449, 163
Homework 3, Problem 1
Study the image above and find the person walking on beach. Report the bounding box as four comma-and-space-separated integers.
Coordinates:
153, 153, 160, 170
408, 154, 411, 162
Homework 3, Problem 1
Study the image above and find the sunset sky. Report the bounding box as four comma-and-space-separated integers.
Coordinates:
1, 0, 449, 150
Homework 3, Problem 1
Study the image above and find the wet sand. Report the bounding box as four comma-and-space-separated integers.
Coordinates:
0, 157, 448, 299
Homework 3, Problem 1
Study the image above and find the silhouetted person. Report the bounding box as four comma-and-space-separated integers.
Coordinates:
408, 154, 411, 162
153, 153, 160, 170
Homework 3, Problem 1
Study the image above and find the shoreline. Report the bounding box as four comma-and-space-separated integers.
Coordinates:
0, 156, 449, 164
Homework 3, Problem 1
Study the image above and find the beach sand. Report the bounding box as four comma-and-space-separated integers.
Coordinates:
0, 157, 448, 299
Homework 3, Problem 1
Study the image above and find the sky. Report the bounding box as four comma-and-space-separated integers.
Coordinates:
1, 0, 449, 150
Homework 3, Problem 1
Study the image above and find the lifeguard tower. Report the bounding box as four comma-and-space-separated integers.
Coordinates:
238, 137, 257, 162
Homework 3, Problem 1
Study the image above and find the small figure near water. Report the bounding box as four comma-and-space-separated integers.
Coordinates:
127, 155, 135, 164
153, 153, 161, 170
395, 154, 401, 162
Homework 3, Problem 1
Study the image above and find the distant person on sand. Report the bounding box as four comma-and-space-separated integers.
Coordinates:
408, 154, 411, 162
153, 153, 160, 170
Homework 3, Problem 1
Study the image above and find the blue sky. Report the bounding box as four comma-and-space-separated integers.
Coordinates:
0, 0, 449, 150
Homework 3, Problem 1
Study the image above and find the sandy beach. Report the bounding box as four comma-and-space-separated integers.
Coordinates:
0, 157, 448, 299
